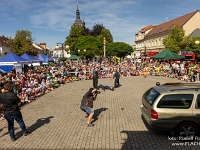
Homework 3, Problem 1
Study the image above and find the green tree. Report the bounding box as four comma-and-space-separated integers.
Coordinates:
186, 36, 200, 57
76, 36, 103, 59
163, 25, 187, 53
65, 24, 85, 54
106, 42, 133, 58
8, 30, 36, 56
98, 28, 113, 46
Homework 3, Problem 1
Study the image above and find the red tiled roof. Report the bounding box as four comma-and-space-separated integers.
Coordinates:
145, 10, 199, 37
135, 25, 154, 35
141, 25, 154, 33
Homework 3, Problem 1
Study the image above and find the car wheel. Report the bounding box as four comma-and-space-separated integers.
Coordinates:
175, 122, 198, 139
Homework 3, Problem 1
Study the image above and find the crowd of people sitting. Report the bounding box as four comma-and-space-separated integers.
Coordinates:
0, 58, 200, 120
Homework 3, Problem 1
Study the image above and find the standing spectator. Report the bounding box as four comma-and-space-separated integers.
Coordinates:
0, 82, 31, 141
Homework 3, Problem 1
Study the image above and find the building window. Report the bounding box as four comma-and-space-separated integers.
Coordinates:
152, 40, 154, 47
161, 38, 164, 46
158, 38, 161, 46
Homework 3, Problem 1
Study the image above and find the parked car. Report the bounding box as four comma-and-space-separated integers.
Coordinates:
141, 82, 200, 140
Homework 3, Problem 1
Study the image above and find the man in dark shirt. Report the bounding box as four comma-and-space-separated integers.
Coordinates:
80, 88, 97, 127
0, 82, 30, 141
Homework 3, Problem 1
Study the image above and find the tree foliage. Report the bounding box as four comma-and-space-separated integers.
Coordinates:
98, 28, 113, 46
84, 27, 91, 36
106, 42, 133, 58
76, 36, 103, 59
65, 24, 85, 54
7, 30, 36, 56
90, 23, 104, 36
59, 57, 67, 61
186, 36, 200, 57
163, 25, 187, 53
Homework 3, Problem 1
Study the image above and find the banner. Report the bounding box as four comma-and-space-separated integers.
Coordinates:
43, 54, 49, 65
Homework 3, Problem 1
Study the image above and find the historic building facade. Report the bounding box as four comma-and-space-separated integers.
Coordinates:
135, 10, 200, 58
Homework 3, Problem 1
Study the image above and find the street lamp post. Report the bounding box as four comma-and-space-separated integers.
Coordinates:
144, 46, 147, 61
103, 37, 106, 59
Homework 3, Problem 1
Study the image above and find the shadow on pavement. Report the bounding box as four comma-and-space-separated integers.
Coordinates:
120, 115, 198, 150
15, 116, 54, 138
0, 127, 19, 137
120, 130, 176, 150
0, 126, 6, 133
90, 108, 108, 124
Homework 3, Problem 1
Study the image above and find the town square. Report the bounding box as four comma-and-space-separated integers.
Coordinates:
0, 75, 199, 150
1, 0, 200, 150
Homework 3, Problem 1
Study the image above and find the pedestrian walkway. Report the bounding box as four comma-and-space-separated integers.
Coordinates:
0, 76, 199, 150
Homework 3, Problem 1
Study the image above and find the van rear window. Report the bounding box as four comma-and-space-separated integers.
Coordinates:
143, 88, 160, 106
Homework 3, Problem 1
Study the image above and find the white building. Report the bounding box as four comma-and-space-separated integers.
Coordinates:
53, 46, 70, 58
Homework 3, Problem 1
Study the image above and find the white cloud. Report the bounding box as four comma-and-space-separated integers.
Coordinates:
1, 0, 200, 49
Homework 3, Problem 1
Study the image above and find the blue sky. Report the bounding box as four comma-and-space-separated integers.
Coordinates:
0, 0, 200, 50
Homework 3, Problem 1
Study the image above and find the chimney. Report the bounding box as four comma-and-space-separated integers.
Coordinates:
40, 43, 46, 50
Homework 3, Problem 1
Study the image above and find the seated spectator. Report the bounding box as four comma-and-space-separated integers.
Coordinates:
45, 82, 54, 93
53, 77, 60, 88
58, 76, 65, 86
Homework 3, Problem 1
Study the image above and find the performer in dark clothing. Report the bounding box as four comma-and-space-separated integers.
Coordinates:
98, 84, 114, 91
113, 69, 120, 88
0, 83, 31, 141
80, 88, 98, 127
93, 67, 99, 89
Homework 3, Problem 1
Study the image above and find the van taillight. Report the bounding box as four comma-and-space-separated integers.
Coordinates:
151, 109, 158, 119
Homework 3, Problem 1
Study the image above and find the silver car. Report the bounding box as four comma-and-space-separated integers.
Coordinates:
141, 82, 200, 139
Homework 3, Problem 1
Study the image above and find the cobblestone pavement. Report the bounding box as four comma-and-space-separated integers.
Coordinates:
0, 76, 200, 150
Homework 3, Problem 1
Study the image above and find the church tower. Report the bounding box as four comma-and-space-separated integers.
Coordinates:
74, 2, 85, 27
